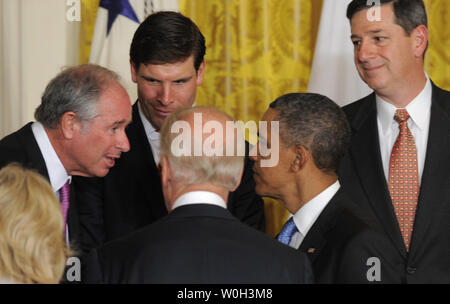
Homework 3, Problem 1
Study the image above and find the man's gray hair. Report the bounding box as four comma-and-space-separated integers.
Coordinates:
160, 106, 244, 191
35, 64, 120, 129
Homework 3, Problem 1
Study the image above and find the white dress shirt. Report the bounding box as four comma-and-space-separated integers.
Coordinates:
138, 103, 161, 165
31, 122, 71, 193
172, 191, 227, 210
288, 180, 341, 249
376, 77, 432, 185
31, 122, 71, 241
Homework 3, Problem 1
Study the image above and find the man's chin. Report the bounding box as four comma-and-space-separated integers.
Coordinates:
148, 115, 164, 130
95, 169, 110, 178
254, 185, 266, 198
91, 165, 111, 178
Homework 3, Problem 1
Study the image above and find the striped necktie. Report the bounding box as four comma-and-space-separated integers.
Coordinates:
59, 181, 70, 231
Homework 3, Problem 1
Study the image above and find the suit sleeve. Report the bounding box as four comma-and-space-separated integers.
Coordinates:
73, 176, 105, 253
227, 142, 266, 232
83, 248, 104, 284
337, 227, 404, 283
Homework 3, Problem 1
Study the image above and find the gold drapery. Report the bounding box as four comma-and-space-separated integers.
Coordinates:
424, 0, 450, 90
79, 0, 100, 64
180, 0, 323, 236
180, 0, 322, 123
79, 0, 450, 237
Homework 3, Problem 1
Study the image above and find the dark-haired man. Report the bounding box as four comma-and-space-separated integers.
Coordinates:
340, 0, 450, 282
77, 11, 265, 245
251, 93, 398, 283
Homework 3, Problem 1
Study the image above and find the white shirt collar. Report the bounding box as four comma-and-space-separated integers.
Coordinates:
172, 191, 227, 210
376, 76, 432, 135
138, 102, 160, 141
292, 180, 340, 238
31, 122, 71, 192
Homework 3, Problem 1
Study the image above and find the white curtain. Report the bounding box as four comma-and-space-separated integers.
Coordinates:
0, 0, 80, 138
307, 0, 372, 106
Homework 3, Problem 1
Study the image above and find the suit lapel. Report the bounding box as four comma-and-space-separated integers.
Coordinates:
126, 103, 159, 174
299, 221, 326, 264
348, 95, 406, 257
125, 103, 166, 215
409, 83, 450, 254
67, 182, 81, 248
299, 189, 344, 263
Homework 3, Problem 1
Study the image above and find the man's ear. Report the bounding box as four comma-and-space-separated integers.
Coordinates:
412, 24, 428, 58
60, 112, 80, 139
130, 60, 138, 83
291, 145, 310, 172
160, 154, 175, 212
160, 155, 172, 189
196, 60, 206, 86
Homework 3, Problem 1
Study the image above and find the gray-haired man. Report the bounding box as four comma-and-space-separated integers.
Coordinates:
0, 64, 132, 254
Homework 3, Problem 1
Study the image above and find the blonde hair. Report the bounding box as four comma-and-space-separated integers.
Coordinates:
160, 106, 244, 191
0, 164, 70, 283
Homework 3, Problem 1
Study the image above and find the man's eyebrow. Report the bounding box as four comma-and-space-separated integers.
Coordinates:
140, 75, 193, 82
141, 75, 160, 81
173, 76, 193, 82
351, 29, 385, 39
112, 120, 128, 126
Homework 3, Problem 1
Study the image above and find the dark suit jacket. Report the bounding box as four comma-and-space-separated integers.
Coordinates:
85, 203, 313, 284
339, 81, 450, 283
0, 123, 86, 253
299, 188, 401, 283
75, 102, 265, 245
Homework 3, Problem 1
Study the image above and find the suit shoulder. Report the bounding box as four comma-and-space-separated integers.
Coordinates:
342, 94, 374, 122
336, 207, 370, 233
0, 128, 21, 148
432, 82, 450, 97
232, 219, 309, 261
324, 191, 376, 241
332, 204, 388, 251
432, 82, 450, 113
0, 125, 32, 168
231, 222, 312, 280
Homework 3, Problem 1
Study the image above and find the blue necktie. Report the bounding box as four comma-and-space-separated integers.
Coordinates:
277, 217, 298, 245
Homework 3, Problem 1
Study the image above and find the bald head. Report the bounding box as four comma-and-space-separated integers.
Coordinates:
160, 106, 244, 190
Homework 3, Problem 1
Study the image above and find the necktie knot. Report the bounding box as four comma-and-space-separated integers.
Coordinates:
394, 109, 410, 124
60, 181, 70, 197
277, 217, 298, 245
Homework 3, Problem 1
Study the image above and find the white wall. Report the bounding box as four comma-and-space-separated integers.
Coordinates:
0, 0, 80, 138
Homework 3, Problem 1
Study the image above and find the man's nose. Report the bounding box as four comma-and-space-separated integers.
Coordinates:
117, 130, 130, 153
357, 39, 375, 63
158, 83, 173, 106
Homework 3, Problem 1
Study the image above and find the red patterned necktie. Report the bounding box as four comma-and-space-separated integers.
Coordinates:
388, 109, 419, 251
60, 181, 70, 231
